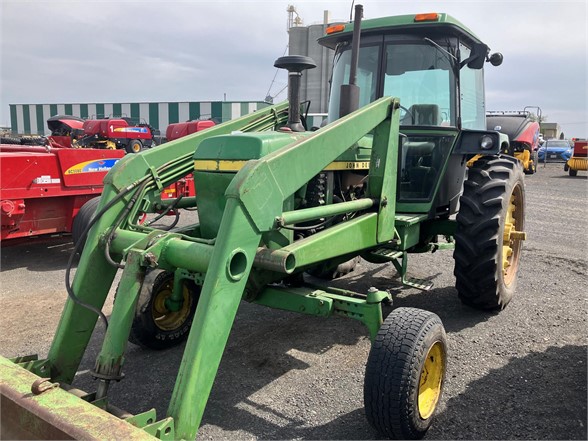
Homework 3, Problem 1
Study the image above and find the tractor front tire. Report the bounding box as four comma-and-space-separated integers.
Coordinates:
126, 139, 143, 154
454, 156, 525, 310
364, 307, 447, 440
72, 197, 101, 251
129, 270, 200, 350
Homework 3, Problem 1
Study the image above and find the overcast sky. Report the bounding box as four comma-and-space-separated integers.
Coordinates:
1, 0, 586, 138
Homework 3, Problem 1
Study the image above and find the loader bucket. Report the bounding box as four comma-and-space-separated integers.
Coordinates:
0, 356, 156, 440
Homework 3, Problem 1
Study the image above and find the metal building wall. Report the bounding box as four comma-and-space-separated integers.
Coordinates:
8, 101, 270, 135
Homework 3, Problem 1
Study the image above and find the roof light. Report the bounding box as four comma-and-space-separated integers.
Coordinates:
326, 24, 346, 34
414, 13, 439, 22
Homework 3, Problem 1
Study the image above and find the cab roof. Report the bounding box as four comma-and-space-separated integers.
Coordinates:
318, 13, 483, 49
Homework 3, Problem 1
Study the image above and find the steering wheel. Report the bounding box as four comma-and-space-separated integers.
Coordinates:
399, 105, 414, 125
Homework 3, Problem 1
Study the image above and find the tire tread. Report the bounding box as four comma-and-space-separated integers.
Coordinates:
453, 156, 525, 310
364, 307, 446, 440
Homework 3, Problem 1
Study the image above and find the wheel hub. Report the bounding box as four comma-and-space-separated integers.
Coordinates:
502, 189, 526, 284
418, 341, 444, 420
152, 281, 192, 331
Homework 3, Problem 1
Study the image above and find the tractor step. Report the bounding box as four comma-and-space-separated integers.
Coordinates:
367, 248, 433, 291
402, 277, 434, 291
368, 247, 403, 260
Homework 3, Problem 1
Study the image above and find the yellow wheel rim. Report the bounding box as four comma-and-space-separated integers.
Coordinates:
151, 279, 192, 331
132, 142, 141, 152
502, 183, 525, 286
418, 341, 444, 420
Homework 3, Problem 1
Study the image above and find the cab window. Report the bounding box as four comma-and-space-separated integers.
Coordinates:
383, 39, 456, 127
459, 43, 486, 130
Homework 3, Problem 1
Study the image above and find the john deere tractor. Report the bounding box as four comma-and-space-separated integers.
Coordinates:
1, 7, 526, 440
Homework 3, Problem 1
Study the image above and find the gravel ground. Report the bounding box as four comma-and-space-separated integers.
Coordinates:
1, 162, 586, 440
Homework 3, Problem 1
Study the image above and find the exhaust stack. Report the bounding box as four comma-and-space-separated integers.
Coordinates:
339, 4, 363, 117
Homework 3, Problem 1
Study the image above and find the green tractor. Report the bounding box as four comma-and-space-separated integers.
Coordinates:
1, 6, 526, 440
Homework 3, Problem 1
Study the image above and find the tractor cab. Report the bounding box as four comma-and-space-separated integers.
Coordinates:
319, 13, 503, 215
320, 13, 493, 128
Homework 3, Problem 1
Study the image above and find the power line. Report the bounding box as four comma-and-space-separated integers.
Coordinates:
265, 45, 289, 102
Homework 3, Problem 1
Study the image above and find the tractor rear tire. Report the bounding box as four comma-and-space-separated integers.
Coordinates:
569, 168, 578, 177
454, 156, 525, 310
126, 139, 143, 154
364, 307, 447, 440
72, 197, 101, 251
129, 270, 200, 350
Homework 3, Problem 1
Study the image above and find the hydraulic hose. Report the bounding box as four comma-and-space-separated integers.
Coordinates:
103, 180, 150, 270
64, 177, 149, 330
144, 195, 183, 228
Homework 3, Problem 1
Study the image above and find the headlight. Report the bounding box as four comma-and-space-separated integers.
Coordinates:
480, 135, 494, 150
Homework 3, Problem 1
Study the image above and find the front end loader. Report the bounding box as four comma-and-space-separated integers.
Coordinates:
1, 7, 527, 440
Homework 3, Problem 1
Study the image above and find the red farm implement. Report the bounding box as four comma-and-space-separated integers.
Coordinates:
0, 117, 214, 244
158, 120, 216, 201
46, 115, 85, 149
74, 117, 156, 153
565, 138, 588, 176
0, 145, 124, 242
486, 109, 541, 174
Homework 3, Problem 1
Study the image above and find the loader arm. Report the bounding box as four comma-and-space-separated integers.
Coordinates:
167, 96, 400, 438
3, 97, 400, 441
47, 102, 290, 384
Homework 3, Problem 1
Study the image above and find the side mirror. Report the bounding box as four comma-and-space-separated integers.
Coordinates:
489, 52, 503, 66
460, 46, 503, 70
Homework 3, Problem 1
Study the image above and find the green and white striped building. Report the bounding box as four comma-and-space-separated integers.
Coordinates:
8, 101, 271, 135
8, 101, 328, 136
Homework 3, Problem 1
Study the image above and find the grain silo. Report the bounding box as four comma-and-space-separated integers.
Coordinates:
288, 9, 341, 118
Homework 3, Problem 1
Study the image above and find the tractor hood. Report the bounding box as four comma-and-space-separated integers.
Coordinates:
193, 130, 312, 239
193, 131, 312, 172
